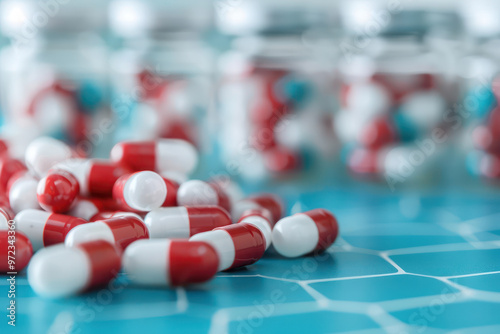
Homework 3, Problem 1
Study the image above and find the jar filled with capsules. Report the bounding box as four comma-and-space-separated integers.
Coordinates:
0, 0, 109, 158
216, 0, 340, 184
108, 0, 215, 166
336, 1, 463, 189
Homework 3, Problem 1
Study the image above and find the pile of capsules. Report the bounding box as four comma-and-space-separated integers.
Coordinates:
0, 136, 338, 298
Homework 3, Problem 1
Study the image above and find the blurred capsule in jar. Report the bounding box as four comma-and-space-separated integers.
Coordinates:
345, 82, 391, 119
15, 209, 87, 251
8, 171, 40, 213
177, 180, 231, 212
28, 240, 121, 298
237, 210, 273, 249
399, 91, 446, 130
272, 209, 338, 258
53, 158, 127, 197
65, 215, 148, 251
0, 230, 33, 273
232, 193, 284, 224
111, 139, 198, 175
113, 171, 167, 212
145, 206, 231, 239
190, 223, 265, 271
123, 239, 218, 286
37, 170, 79, 213
25, 136, 74, 177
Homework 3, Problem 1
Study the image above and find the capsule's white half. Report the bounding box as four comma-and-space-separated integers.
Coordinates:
123, 171, 167, 211
9, 177, 40, 213
190, 230, 234, 271
25, 136, 73, 177
156, 139, 198, 175
68, 200, 99, 221
123, 239, 170, 285
240, 216, 272, 249
231, 200, 261, 221
145, 207, 190, 238
15, 209, 51, 251
272, 214, 319, 258
65, 222, 115, 247
177, 180, 218, 207
28, 244, 90, 298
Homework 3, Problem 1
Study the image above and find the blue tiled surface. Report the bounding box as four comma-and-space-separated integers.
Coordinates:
2, 186, 500, 333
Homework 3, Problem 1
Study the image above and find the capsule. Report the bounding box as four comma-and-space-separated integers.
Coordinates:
0, 157, 27, 190
37, 170, 79, 213
113, 171, 167, 212
68, 197, 119, 221
272, 209, 338, 258
177, 180, 231, 212
8, 172, 40, 213
123, 239, 218, 286
65, 215, 149, 251
190, 223, 265, 271
24, 136, 74, 177
52, 158, 128, 197
161, 177, 179, 207
15, 209, 87, 251
89, 211, 143, 222
232, 193, 283, 224
145, 206, 231, 239
0, 230, 33, 273
111, 139, 198, 175
0, 206, 14, 229
27, 240, 121, 298
237, 209, 273, 249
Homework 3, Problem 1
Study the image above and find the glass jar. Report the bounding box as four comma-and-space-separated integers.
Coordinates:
215, 0, 339, 184
337, 2, 462, 189
108, 0, 215, 159
0, 0, 109, 158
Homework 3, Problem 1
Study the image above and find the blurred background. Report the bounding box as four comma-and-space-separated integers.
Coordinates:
0, 0, 499, 193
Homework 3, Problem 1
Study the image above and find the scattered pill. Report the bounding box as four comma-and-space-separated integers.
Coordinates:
113, 171, 167, 212
272, 209, 338, 258
123, 239, 218, 286
145, 206, 231, 239
65, 215, 149, 251
27, 240, 121, 298
190, 223, 265, 271
15, 209, 87, 251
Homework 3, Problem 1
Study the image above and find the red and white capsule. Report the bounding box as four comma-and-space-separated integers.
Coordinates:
24, 136, 74, 177
237, 208, 273, 249
145, 206, 232, 239
272, 209, 338, 258
231, 193, 284, 224
52, 158, 128, 197
28, 240, 121, 298
0, 157, 27, 190
177, 180, 231, 212
8, 171, 40, 213
161, 176, 179, 207
0, 230, 33, 273
190, 223, 266, 271
123, 239, 219, 286
113, 171, 167, 212
37, 170, 79, 213
15, 209, 87, 251
65, 215, 149, 251
111, 139, 198, 175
